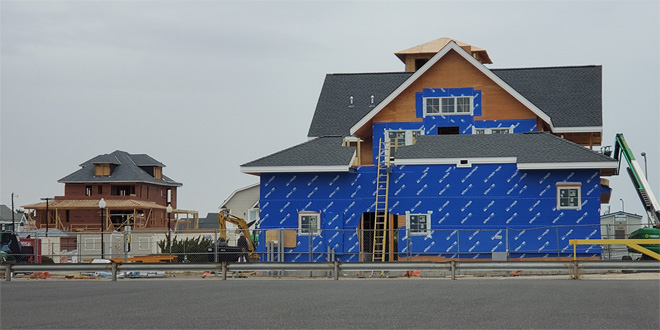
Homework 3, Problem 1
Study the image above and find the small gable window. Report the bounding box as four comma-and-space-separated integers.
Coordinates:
425, 96, 472, 115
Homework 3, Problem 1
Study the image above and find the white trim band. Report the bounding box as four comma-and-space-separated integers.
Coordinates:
240, 165, 351, 174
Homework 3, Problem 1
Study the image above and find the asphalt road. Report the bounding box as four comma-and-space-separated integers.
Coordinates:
1, 277, 658, 329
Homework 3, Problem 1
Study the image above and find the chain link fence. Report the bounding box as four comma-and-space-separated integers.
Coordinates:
4, 223, 652, 264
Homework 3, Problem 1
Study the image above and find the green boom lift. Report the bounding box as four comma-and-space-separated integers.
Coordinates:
612, 133, 660, 257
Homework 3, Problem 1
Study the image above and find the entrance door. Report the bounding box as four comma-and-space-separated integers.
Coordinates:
359, 212, 397, 261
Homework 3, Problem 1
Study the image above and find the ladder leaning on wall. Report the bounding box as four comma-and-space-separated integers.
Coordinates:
372, 139, 392, 262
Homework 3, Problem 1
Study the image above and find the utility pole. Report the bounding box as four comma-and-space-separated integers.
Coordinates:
11, 193, 16, 232
41, 198, 53, 236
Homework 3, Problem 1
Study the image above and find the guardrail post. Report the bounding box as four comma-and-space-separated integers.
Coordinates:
221, 262, 227, 280
571, 260, 580, 280
451, 260, 456, 280
5, 264, 12, 282
112, 262, 118, 281
333, 261, 339, 280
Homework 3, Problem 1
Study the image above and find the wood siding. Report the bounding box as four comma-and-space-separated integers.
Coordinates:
373, 50, 538, 124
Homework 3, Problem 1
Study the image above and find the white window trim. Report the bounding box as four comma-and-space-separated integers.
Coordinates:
424, 96, 473, 116
405, 211, 432, 236
556, 183, 582, 210
298, 212, 321, 236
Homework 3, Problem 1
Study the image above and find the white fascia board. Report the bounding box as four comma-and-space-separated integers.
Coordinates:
552, 126, 603, 133
349, 41, 555, 135
394, 157, 517, 166
517, 162, 618, 170
240, 165, 351, 174
349, 151, 357, 167
343, 136, 363, 143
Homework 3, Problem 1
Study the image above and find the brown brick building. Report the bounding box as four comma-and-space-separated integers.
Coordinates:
23, 150, 182, 232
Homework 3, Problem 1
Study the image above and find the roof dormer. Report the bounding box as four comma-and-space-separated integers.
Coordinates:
140, 166, 163, 179
94, 163, 112, 177
394, 37, 492, 72
90, 154, 120, 177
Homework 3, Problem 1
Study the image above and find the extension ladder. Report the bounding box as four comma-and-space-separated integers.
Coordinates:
372, 139, 391, 262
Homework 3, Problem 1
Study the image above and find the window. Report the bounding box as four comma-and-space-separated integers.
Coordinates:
415, 59, 428, 70
557, 184, 581, 210
298, 212, 320, 235
112, 185, 135, 196
407, 213, 430, 235
438, 126, 460, 135
94, 164, 111, 177
388, 130, 422, 149
248, 208, 260, 223
154, 167, 162, 179
85, 186, 92, 196
472, 127, 512, 135
98, 186, 102, 194
491, 128, 511, 134
614, 229, 626, 239
425, 96, 472, 115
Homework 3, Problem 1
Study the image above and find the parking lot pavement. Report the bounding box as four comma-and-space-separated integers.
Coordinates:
2, 276, 658, 329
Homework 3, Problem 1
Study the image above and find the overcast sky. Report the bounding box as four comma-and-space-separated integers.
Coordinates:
1, 1, 658, 223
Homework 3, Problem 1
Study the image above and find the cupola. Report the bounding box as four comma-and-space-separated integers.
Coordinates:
394, 37, 492, 72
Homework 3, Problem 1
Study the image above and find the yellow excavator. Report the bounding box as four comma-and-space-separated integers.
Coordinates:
218, 208, 258, 260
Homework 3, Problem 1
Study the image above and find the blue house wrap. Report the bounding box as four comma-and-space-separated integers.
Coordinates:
256, 162, 606, 261
241, 39, 616, 262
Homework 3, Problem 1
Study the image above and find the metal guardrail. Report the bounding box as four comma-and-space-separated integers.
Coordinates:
2, 261, 659, 282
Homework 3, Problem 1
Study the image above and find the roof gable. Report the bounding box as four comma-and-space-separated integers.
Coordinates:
219, 183, 259, 209
350, 41, 556, 136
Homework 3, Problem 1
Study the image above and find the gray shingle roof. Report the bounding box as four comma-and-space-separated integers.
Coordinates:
491, 66, 602, 128
307, 72, 413, 137
241, 137, 355, 168
60, 150, 181, 186
0, 205, 15, 221
198, 213, 219, 229
88, 154, 121, 165
306, 66, 602, 137
395, 132, 615, 164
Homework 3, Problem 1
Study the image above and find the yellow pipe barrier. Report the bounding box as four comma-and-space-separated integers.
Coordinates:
569, 239, 660, 261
